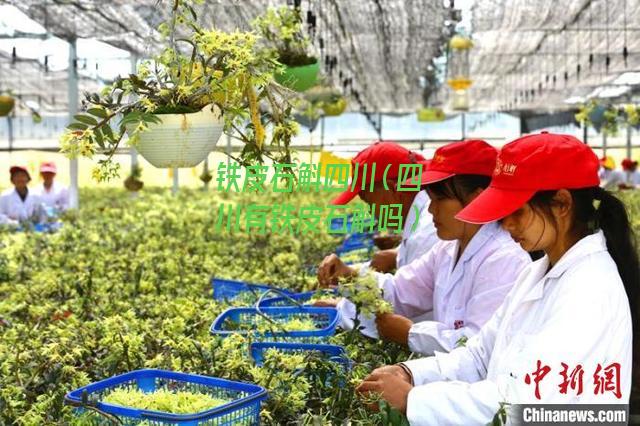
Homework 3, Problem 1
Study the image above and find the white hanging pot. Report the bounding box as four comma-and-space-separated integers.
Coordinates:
130, 105, 224, 168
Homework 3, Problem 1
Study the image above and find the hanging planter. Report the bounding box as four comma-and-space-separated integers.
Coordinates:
451, 89, 470, 111
60, 1, 300, 182
0, 95, 15, 117
124, 176, 144, 192
275, 61, 320, 92
124, 165, 144, 191
322, 96, 347, 117
254, 7, 319, 92
129, 105, 224, 168
417, 107, 445, 122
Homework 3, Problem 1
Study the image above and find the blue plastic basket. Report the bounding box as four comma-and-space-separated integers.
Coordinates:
210, 307, 339, 343
64, 369, 267, 425
250, 342, 351, 371
211, 278, 294, 301
336, 233, 375, 254
258, 289, 338, 308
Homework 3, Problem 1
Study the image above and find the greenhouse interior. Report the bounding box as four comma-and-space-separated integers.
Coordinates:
1, 0, 640, 424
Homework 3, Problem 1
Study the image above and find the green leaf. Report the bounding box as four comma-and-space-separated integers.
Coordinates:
74, 114, 98, 126
87, 108, 108, 119
119, 112, 142, 126
93, 128, 105, 149
102, 124, 114, 140
67, 123, 88, 131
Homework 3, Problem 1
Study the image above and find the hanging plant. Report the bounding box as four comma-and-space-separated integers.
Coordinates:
199, 168, 213, 184
321, 94, 347, 117
60, 0, 299, 181
576, 100, 619, 135
0, 91, 41, 122
253, 7, 319, 92
0, 94, 15, 117
302, 84, 347, 117
575, 100, 607, 129
623, 104, 640, 128
124, 165, 144, 192
601, 106, 620, 136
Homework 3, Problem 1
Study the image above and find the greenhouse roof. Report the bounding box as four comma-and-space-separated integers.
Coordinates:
3, 0, 449, 114
1, 0, 640, 114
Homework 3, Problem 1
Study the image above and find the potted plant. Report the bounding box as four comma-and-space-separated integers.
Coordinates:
253, 7, 319, 92
624, 104, 640, 129
602, 106, 620, 136
124, 165, 144, 192
303, 84, 347, 117
60, 0, 299, 181
0, 94, 15, 117
199, 167, 213, 185
321, 94, 347, 117
0, 91, 42, 122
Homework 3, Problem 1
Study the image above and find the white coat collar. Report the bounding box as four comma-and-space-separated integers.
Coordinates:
445, 221, 502, 283
450, 221, 502, 264
520, 231, 608, 303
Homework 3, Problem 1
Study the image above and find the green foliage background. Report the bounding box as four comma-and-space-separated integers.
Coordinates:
0, 188, 411, 425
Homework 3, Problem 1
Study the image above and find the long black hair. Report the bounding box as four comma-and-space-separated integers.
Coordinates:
529, 187, 639, 324
529, 187, 640, 409
425, 174, 491, 205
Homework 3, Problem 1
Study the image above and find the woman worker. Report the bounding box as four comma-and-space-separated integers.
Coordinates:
357, 132, 636, 424
318, 140, 531, 355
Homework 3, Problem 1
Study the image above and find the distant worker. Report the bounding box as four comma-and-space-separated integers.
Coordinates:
32, 162, 69, 212
0, 166, 45, 224
598, 156, 625, 190
620, 158, 640, 189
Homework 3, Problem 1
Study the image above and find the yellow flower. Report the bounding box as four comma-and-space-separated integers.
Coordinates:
245, 80, 265, 149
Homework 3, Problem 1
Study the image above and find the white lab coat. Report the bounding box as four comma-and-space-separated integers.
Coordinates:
599, 168, 625, 190
0, 188, 45, 223
396, 190, 438, 268
403, 231, 632, 425
338, 190, 439, 333
623, 170, 640, 187
33, 182, 69, 211
339, 222, 531, 348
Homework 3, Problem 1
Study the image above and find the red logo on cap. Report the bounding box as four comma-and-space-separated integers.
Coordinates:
493, 157, 503, 176
494, 157, 517, 177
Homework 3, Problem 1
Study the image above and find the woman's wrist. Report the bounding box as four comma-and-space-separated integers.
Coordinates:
396, 362, 415, 386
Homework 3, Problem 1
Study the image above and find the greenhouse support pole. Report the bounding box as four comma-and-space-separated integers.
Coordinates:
461, 113, 466, 140
172, 168, 179, 195
320, 116, 325, 151
627, 124, 632, 160
7, 116, 13, 151
203, 158, 209, 190
68, 38, 79, 210
583, 124, 588, 144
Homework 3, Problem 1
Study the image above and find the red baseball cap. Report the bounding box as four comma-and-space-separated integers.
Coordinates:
9, 165, 30, 179
331, 141, 426, 205
621, 158, 637, 171
410, 139, 497, 186
456, 132, 600, 224
40, 161, 57, 174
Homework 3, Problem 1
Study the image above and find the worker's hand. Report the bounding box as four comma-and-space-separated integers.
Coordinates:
373, 234, 402, 250
312, 297, 341, 308
618, 183, 633, 190
357, 369, 413, 414
317, 254, 357, 288
370, 249, 397, 273
376, 313, 412, 346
